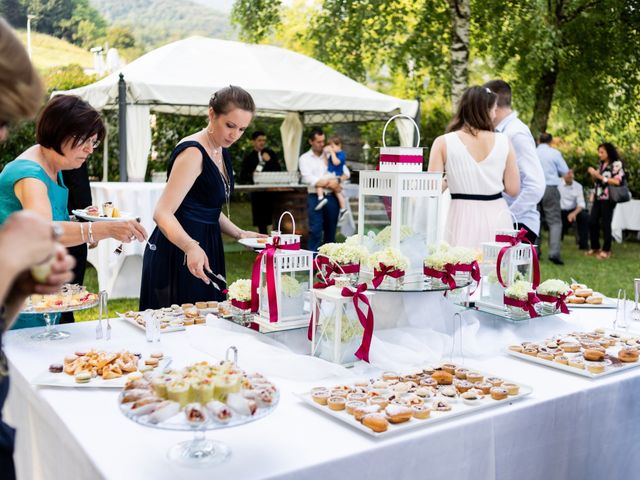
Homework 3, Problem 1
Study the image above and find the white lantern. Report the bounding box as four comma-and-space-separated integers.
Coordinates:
358, 170, 442, 282
477, 231, 535, 310
309, 279, 375, 366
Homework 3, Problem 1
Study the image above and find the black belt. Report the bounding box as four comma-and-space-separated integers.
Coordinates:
450, 193, 503, 201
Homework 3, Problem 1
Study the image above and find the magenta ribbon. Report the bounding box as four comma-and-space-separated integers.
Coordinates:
379, 154, 423, 164
306, 283, 375, 363
250, 236, 301, 322
231, 299, 251, 310
313, 257, 359, 283
495, 229, 540, 288
503, 292, 540, 318
537, 292, 570, 314
372, 264, 405, 288
423, 264, 458, 289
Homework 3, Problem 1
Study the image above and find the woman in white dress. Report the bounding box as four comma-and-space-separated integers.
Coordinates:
428, 86, 520, 251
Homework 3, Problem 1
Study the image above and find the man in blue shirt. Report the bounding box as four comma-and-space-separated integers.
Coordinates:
537, 132, 569, 264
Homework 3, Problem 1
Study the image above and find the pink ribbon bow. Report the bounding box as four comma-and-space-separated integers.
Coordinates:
372, 263, 405, 288
307, 283, 375, 363
423, 264, 458, 289
503, 291, 541, 318
537, 291, 571, 314
250, 236, 301, 322
230, 299, 251, 310
313, 257, 360, 283
495, 229, 540, 289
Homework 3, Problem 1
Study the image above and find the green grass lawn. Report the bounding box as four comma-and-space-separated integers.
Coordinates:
16, 30, 93, 70
74, 201, 640, 321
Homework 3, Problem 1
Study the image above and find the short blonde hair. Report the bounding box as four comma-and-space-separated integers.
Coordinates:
0, 18, 44, 123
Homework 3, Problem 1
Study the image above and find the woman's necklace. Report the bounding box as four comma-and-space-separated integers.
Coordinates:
205, 129, 231, 220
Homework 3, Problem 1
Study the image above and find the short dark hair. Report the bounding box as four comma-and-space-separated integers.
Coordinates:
483, 79, 511, 108
328, 136, 342, 146
251, 130, 266, 140
598, 142, 620, 162
36, 95, 105, 155
446, 86, 497, 134
209, 85, 256, 116
308, 127, 324, 142
539, 132, 553, 144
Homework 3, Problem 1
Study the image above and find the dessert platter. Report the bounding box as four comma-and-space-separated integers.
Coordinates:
298, 363, 532, 437
119, 301, 232, 333
507, 329, 640, 378
565, 282, 615, 309
118, 348, 278, 466
72, 201, 133, 222
31, 349, 166, 388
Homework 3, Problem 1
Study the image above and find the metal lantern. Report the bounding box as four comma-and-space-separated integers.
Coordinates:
358, 171, 442, 282
309, 279, 374, 366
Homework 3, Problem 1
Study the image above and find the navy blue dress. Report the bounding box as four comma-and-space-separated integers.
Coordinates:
139, 141, 233, 309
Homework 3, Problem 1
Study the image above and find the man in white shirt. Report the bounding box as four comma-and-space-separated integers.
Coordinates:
299, 128, 341, 251
558, 169, 589, 250
537, 132, 569, 264
484, 80, 545, 245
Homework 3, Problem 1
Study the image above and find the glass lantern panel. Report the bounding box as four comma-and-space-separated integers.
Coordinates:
279, 270, 309, 319
315, 300, 363, 365
360, 194, 392, 253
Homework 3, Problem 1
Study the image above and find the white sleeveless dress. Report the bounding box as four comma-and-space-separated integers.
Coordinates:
443, 131, 513, 251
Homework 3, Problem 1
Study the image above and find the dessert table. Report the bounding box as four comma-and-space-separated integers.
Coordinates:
611, 198, 640, 242
4, 305, 640, 480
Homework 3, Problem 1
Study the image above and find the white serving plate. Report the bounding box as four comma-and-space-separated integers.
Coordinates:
507, 347, 639, 378
118, 313, 186, 334
72, 209, 134, 222
238, 237, 268, 250
32, 368, 134, 389
297, 372, 532, 437
567, 295, 616, 309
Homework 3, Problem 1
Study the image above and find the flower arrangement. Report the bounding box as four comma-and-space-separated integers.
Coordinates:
322, 314, 364, 343
373, 225, 414, 246
487, 270, 499, 284
424, 243, 477, 270
318, 242, 369, 265
537, 279, 570, 296
227, 279, 252, 302
280, 275, 303, 298
504, 280, 534, 300
368, 247, 409, 271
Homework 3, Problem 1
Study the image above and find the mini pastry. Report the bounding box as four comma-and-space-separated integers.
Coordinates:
49, 364, 63, 373
130, 396, 163, 415
354, 379, 370, 387
181, 303, 194, 310
362, 413, 389, 433
183, 318, 195, 326
226, 393, 257, 416
439, 386, 458, 400
571, 283, 587, 290
353, 405, 381, 421
618, 348, 639, 363
74, 372, 91, 384
475, 383, 492, 395
586, 295, 603, 305
412, 405, 431, 419
196, 301, 208, 309
312, 390, 330, 405
371, 380, 389, 389
554, 355, 569, 365
64, 355, 77, 364
207, 301, 218, 308
574, 288, 593, 298
167, 381, 190, 406
206, 400, 233, 423
328, 396, 346, 411
466, 372, 484, 383
149, 401, 180, 424
454, 367, 469, 379
346, 401, 366, 415
561, 342, 581, 353
145, 358, 159, 367
415, 387, 436, 398
398, 393, 424, 406
368, 397, 389, 409
382, 372, 399, 382
330, 389, 349, 398
419, 377, 438, 388
347, 392, 368, 402
455, 381, 474, 393
567, 295, 585, 304
490, 387, 508, 400
568, 358, 585, 369
384, 404, 413, 424
185, 403, 208, 424
194, 317, 207, 325
523, 348, 539, 356
461, 391, 482, 406
502, 383, 520, 395
537, 352, 554, 361
486, 377, 504, 386
431, 399, 452, 411
150, 352, 164, 359
193, 380, 215, 404
586, 362, 606, 374
508, 345, 524, 353
441, 363, 457, 375
583, 349, 605, 362
431, 370, 453, 385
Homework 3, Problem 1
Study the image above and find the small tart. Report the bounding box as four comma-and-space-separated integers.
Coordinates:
490, 387, 509, 400
368, 396, 389, 409
327, 396, 346, 411
311, 390, 330, 405
145, 358, 159, 366
508, 345, 524, 353
461, 391, 482, 405
586, 362, 606, 374
454, 367, 469, 379
419, 377, 438, 388
537, 352, 554, 361
568, 358, 585, 369
466, 372, 484, 383
561, 342, 581, 353
474, 382, 492, 395
382, 371, 399, 382
523, 348, 539, 356
438, 386, 458, 400
385, 404, 413, 424
574, 288, 593, 298
502, 383, 520, 395
330, 389, 348, 398
347, 392, 369, 402
441, 363, 457, 375
431, 370, 453, 385
414, 387, 436, 398
431, 399, 451, 411
412, 405, 431, 419
455, 380, 474, 393
583, 349, 605, 362
554, 355, 569, 365
346, 401, 366, 415
619, 348, 639, 363
486, 377, 504, 386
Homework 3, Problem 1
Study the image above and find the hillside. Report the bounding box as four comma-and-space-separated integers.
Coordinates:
15, 30, 93, 70
90, 0, 234, 48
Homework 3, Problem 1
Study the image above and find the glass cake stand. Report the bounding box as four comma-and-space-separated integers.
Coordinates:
373, 279, 472, 293
118, 347, 279, 467
21, 295, 100, 340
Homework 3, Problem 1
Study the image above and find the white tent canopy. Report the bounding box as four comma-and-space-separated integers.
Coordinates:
55, 36, 418, 180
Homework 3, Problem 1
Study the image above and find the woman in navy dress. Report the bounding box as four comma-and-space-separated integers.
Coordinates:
140, 86, 265, 309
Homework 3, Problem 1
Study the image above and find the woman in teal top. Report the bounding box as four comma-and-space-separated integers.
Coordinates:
0, 95, 148, 329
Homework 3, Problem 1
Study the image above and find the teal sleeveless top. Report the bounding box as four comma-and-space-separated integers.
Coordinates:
0, 159, 70, 329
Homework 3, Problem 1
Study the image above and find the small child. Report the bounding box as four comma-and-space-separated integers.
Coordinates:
314, 136, 349, 224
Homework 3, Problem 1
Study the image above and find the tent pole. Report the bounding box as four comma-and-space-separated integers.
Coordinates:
102, 120, 109, 181
118, 73, 128, 182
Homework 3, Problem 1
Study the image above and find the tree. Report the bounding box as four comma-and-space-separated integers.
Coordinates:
0, 0, 27, 27
474, 0, 640, 138
447, 0, 470, 108
230, 0, 282, 43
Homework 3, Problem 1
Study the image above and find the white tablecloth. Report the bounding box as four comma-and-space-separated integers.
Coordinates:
612, 199, 640, 242
87, 182, 165, 299
4, 302, 640, 480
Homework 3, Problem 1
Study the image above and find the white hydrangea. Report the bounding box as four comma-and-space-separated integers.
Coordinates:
537, 279, 570, 296
323, 315, 364, 343
228, 279, 252, 302
504, 280, 534, 300
280, 275, 303, 298
373, 225, 414, 246
424, 243, 477, 270
318, 242, 369, 265
368, 247, 409, 271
